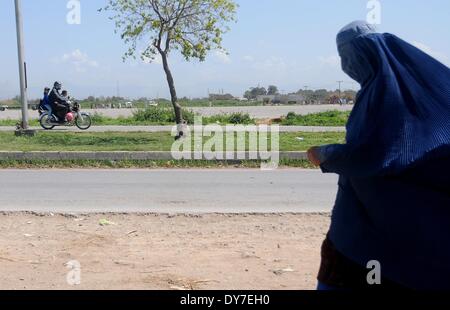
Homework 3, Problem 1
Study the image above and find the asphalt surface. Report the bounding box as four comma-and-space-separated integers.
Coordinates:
0, 169, 338, 213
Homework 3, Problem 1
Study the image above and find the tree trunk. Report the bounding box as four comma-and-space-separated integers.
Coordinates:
160, 51, 184, 139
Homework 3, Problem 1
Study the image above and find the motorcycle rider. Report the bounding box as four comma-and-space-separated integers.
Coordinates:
48, 81, 69, 123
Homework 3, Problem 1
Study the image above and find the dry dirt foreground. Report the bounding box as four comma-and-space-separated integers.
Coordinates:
0, 213, 330, 290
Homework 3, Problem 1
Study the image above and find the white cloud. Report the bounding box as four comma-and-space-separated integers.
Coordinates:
243, 55, 254, 62
318, 54, 340, 68
59, 49, 99, 72
412, 41, 449, 65
214, 50, 231, 64
259, 56, 287, 69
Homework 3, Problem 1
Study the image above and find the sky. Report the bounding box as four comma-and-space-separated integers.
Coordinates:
0, 0, 449, 100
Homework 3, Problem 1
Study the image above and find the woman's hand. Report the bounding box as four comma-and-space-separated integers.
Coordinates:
307, 147, 322, 167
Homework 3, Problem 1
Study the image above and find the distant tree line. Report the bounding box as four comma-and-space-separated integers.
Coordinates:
243, 85, 357, 103
296, 89, 357, 103
0, 86, 358, 108
243, 85, 279, 100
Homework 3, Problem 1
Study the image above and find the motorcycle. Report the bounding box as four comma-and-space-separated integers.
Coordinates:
39, 100, 92, 130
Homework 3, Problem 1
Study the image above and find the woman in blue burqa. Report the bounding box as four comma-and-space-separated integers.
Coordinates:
308, 21, 450, 290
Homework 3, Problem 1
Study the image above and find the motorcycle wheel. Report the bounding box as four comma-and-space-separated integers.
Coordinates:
75, 113, 92, 130
39, 113, 55, 130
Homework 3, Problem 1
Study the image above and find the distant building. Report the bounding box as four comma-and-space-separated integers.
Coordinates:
209, 93, 235, 100
256, 95, 276, 104
257, 94, 305, 105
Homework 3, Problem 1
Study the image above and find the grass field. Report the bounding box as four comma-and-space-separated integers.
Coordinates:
0, 110, 350, 127
0, 159, 317, 169
281, 110, 350, 126
0, 131, 345, 152
0, 111, 255, 127
0, 119, 40, 127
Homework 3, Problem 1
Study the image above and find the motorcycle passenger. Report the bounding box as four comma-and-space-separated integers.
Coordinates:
49, 81, 69, 123
39, 87, 52, 118
61, 90, 70, 103
62, 90, 73, 117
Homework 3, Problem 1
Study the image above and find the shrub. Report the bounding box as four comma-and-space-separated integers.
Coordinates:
281, 110, 350, 126
132, 107, 196, 124
204, 113, 255, 125
90, 113, 107, 124
228, 112, 253, 124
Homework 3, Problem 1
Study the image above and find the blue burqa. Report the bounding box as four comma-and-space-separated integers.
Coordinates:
319, 21, 450, 289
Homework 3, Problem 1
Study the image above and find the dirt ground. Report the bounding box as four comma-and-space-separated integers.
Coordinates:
0, 212, 330, 290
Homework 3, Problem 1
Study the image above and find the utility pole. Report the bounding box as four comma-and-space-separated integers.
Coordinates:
337, 81, 344, 95
337, 80, 344, 105
14, 0, 33, 135
303, 86, 309, 104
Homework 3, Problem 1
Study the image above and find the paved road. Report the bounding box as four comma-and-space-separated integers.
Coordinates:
0, 125, 346, 133
0, 169, 338, 213
0, 105, 353, 120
